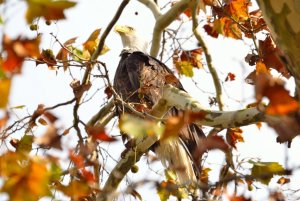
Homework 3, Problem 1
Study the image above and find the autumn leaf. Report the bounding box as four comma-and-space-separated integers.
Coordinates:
250, 161, 285, 185
16, 134, 34, 153
83, 28, 101, 55
173, 48, 203, 77
70, 79, 92, 100
193, 135, 229, 165
200, 167, 211, 184
0, 78, 11, 108
0, 152, 51, 201
204, 23, 219, 38
0, 111, 9, 129
34, 125, 62, 149
56, 180, 92, 200
255, 72, 299, 115
25, 0, 77, 23
224, 0, 250, 22
82, 28, 110, 59
86, 125, 116, 142
104, 86, 113, 99
56, 36, 77, 71
213, 17, 242, 39
258, 36, 289, 77
39, 49, 57, 67
277, 176, 290, 185
119, 114, 164, 138
43, 111, 58, 123
3, 35, 40, 73
160, 115, 185, 141
225, 72, 236, 82
226, 128, 244, 148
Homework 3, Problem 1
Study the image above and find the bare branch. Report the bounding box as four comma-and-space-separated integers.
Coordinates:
150, 0, 192, 57
191, 1, 224, 111
137, 0, 161, 19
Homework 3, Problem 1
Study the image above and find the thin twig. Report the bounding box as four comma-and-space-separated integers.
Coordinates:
191, 0, 224, 111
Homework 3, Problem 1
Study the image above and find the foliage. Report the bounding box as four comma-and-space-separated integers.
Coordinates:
0, 0, 300, 200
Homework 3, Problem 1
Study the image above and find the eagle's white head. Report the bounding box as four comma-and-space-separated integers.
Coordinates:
114, 25, 148, 53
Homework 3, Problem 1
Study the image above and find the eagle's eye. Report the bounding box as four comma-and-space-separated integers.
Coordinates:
127, 26, 134, 31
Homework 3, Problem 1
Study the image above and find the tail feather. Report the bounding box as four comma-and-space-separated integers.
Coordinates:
155, 138, 196, 184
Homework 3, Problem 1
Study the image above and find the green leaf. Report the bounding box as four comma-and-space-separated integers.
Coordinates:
16, 135, 33, 153
119, 114, 164, 138
175, 61, 194, 77
10, 105, 26, 109
250, 161, 285, 185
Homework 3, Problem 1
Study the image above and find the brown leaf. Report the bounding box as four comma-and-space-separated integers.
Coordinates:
56, 180, 92, 200
277, 176, 290, 185
226, 128, 244, 148
104, 86, 113, 99
70, 79, 92, 100
259, 36, 290, 78
34, 125, 62, 149
40, 49, 57, 67
193, 135, 229, 164
43, 111, 58, 123
56, 37, 77, 71
86, 125, 116, 142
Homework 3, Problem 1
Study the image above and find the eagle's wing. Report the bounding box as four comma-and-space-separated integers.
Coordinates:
114, 51, 205, 183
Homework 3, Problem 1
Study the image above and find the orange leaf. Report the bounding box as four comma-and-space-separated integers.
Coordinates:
277, 176, 290, 185
213, 17, 242, 39
86, 125, 116, 142
3, 35, 40, 73
255, 73, 299, 115
160, 115, 185, 141
26, 0, 77, 23
0, 78, 11, 108
56, 180, 92, 200
225, 0, 250, 22
83, 28, 101, 55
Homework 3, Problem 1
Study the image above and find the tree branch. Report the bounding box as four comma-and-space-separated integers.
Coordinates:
137, 0, 161, 20
96, 84, 274, 200
191, 0, 224, 111
150, 0, 193, 57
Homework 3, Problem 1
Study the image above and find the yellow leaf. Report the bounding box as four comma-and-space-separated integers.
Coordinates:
0, 78, 11, 108
175, 61, 194, 77
26, 0, 77, 23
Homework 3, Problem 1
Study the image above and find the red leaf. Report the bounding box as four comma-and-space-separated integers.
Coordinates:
204, 23, 219, 38
226, 128, 244, 148
225, 72, 236, 82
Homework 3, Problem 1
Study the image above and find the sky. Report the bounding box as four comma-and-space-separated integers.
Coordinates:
1, 0, 300, 200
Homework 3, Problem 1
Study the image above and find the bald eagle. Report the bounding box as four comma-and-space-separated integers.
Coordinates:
114, 25, 205, 184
